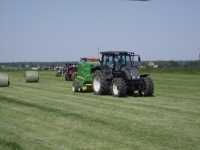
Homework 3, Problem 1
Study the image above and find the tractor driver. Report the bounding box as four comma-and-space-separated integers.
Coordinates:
115, 56, 125, 70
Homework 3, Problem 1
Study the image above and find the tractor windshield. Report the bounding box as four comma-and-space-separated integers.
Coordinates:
101, 52, 141, 68
102, 55, 114, 67
115, 54, 140, 66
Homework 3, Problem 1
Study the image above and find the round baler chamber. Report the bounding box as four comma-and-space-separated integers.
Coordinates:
0, 73, 10, 87
25, 71, 39, 82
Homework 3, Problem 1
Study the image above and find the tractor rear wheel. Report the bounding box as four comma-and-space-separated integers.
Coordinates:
139, 77, 154, 96
112, 78, 127, 97
93, 70, 110, 95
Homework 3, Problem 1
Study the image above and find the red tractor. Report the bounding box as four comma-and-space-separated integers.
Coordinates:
64, 64, 77, 81
80, 57, 99, 63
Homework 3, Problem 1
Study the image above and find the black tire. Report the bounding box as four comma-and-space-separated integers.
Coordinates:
65, 74, 70, 81
112, 78, 127, 97
139, 77, 154, 96
72, 80, 81, 92
93, 70, 110, 95
127, 86, 136, 96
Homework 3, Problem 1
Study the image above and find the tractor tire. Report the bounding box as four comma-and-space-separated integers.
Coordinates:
65, 74, 70, 81
139, 77, 154, 96
112, 78, 127, 97
72, 80, 81, 92
93, 70, 110, 95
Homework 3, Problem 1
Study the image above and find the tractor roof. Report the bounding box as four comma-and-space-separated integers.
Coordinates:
100, 51, 135, 55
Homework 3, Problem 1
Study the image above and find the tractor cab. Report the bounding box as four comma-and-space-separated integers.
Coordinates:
100, 51, 141, 71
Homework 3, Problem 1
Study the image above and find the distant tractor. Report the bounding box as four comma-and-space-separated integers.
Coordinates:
92, 51, 154, 97
64, 64, 77, 81
72, 58, 99, 92
72, 51, 154, 97
56, 67, 64, 77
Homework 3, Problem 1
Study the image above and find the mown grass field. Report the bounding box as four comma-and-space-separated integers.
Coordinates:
0, 71, 200, 150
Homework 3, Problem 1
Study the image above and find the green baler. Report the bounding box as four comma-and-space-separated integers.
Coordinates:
72, 58, 99, 92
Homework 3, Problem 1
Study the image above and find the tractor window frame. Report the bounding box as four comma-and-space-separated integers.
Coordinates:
101, 54, 114, 67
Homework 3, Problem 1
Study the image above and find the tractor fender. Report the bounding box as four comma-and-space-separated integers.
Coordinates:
121, 69, 132, 80
121, 67, 140, 80
91, 66, 101, 74
92, 66, 113, 80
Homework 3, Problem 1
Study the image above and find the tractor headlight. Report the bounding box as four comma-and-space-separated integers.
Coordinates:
129, 69, 140, 80
131, 72, 140, 80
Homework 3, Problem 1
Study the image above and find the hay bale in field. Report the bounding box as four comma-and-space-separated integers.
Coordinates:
25, 71, 39, 82
0, 73, 10, 87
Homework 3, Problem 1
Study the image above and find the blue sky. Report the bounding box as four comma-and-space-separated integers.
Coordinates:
0, 0, 200, 62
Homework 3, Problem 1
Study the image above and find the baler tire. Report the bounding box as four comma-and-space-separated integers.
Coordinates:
72, 81, 81, 92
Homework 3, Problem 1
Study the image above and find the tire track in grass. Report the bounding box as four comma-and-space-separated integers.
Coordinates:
0, 102, 138, 149
0, 103, 83, 150
1, 85, 200, 122
0, 86, 190, 124
1, 97, 199, 150
2, 88, 199, 124
0, 96, 133, 148
2, 71, 200, 149
1, 85, 162, 117
0, 96, 155, 149
2, 89, 200, 141
0, 92, 199, 149
0, 95, 111, 127
13, 76, 200, 105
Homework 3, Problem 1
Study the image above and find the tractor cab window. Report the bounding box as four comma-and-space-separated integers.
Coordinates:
125, 55, 132, 65
119, 55, 126, 65
114, 55, 126, 70
130, 55, 141, 66
102, 55, 114, 68
115, 55, 126, 66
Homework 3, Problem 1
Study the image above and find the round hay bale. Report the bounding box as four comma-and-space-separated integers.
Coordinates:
0, 73, 10, 87
25, 71, 39, 82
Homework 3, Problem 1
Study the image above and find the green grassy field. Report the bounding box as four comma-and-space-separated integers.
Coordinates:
0, 71, 200, 150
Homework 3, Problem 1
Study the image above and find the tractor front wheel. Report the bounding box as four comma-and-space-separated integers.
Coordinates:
93, 71, 110, 95
112, 78, 127, 97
